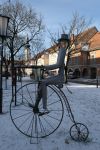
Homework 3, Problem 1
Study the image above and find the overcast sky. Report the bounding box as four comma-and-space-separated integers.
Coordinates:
1, 0, 100, 48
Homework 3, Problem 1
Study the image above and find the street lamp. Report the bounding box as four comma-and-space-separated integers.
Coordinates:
0, 14, 10, 113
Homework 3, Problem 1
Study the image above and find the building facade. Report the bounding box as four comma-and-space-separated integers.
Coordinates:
68, 27, 100, 79
25, 26, 100, 79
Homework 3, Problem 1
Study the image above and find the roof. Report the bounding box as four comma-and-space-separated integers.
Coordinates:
89, 32, 100, 50
76, 26, 98, 43
33, 27, 99, 59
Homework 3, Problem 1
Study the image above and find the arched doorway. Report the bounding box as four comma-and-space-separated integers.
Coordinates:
74, 69, 80, 78
68, 68, 73, 73
90, 68, 96, 79
82, 68, 88, 78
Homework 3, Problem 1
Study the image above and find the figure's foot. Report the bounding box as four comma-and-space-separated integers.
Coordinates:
28, 103, 34, 108
38, 109, 49, 116
33, 107, 39, 113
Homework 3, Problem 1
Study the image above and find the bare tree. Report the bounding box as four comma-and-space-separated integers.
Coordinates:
0, 0, 45, 96
48, 12, 92, 83
64, 12, 92, 83
0, 0, 45, 61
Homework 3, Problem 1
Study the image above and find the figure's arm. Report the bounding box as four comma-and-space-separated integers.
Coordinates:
44, 63, 60, 70
44, 48, 66, 70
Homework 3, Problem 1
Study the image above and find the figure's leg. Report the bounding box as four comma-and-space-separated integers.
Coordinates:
34, 83, 42, 108
41, 82, 47, 109
41, 75, 64, 109
37, 75, 63, 110
34, 81, 48, 114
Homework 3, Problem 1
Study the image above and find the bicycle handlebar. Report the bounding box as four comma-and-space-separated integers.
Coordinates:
14, 65, 44, 69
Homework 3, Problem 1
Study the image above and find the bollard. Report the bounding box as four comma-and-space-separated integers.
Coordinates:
96, 78, 98, 88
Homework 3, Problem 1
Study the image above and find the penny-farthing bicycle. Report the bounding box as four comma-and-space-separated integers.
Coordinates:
10, 66, 89, 143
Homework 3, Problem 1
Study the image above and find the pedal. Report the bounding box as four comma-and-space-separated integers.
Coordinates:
28, 103, 34, 108
38, 110, 49, 116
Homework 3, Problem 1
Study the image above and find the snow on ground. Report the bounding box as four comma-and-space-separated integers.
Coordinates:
0, 77, 100, 150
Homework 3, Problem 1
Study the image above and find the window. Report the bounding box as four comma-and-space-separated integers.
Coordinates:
91, 55, 96, 64
68, 57, 72, 65
75, 56, 79, 65
81, 43, 89, 51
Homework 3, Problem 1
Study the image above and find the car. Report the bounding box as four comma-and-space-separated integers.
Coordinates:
2, 71, 11, 77
67, 72, 78, 79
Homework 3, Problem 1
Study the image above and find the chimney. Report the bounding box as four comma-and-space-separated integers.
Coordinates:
70, 34, 74, 43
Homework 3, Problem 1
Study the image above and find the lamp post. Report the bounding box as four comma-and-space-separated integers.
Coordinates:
0, 15, 10, 113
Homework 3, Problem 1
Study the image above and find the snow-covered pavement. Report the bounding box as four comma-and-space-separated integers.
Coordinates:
0, 78, 100, 150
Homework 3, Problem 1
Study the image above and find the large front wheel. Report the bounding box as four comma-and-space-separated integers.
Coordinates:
10, 83, 64, 138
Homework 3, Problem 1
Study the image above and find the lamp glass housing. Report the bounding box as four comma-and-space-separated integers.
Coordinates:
0, 15, 9, 37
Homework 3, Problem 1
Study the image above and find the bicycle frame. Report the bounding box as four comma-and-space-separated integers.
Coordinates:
10, 66, 89, 142
48, 85, 76, 124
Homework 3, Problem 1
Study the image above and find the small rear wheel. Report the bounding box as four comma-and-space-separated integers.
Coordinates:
70, 123, 89, 141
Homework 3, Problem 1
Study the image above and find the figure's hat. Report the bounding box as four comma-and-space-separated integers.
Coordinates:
58, 34, 69, 42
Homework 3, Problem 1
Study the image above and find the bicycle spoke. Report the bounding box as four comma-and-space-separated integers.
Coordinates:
26, 116, 34, 135
41, 116, 55, 130
30, 116, 34, 137
12, 111, 32, 120
47, 91, 55, 99
49, 109, 63, 111
26, 85, 34, 105
18, 91, 31, 104
11, 108, 32, 112
46, 114, 62, 121
18, 113, 33, 128
47, 100, 61, 107
35, 115, 39, 138
38, 116, 47, 136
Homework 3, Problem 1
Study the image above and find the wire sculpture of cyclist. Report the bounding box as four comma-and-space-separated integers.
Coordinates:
34, 34, 70, 113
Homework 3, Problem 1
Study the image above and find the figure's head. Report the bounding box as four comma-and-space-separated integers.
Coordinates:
58, 34, 70, 48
